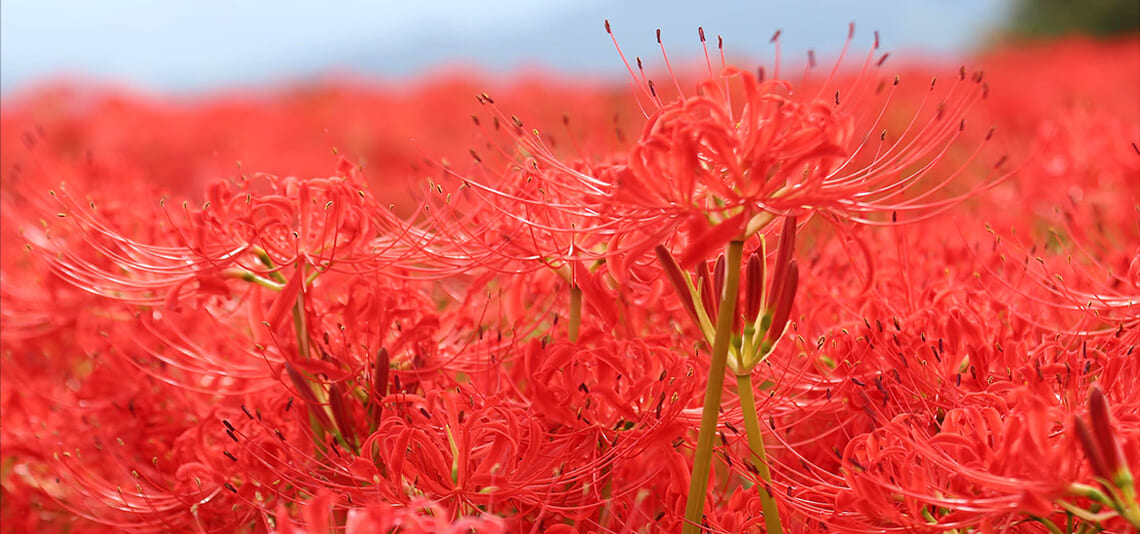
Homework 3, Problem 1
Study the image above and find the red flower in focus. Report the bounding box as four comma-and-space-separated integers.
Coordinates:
458, 23, 1002, 269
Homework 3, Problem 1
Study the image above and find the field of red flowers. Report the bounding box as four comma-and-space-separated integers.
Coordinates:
1, 27, 1138, 534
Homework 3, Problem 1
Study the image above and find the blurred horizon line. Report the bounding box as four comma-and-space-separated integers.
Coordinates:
1, 1, 1015, 96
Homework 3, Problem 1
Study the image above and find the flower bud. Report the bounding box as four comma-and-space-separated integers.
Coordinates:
765, 259, 799, 344
655, 245, 700, 325
744, 252, 764, 321
1089, 386, 1128, 484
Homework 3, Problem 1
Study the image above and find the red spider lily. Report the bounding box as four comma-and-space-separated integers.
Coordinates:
23, 167, 419, 307
456, 23, 1004, 274
273, 495, 506, 533
828, 395, 1078, 531
2, 33, 1139, 534
174, 335, 699, 532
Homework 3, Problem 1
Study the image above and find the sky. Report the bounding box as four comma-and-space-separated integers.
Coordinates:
0, 0, 1012, 95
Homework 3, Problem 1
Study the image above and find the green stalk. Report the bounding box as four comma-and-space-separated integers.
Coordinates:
226, 268, 286, 290
291, 278, 311, 361
290, 278, 325, 440
682, 239, 743, 534
568, 285, 582, 343
252, 247, 289, 284
286, 263, 346, 448
1030, 516, 1065, 534
736, 373, 783, 534
1116, 472, 1140, 527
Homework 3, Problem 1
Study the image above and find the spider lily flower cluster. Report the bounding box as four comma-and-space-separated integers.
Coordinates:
2, 24, 1139, 534
656, 215, 800, 376
454, 23, 997, 273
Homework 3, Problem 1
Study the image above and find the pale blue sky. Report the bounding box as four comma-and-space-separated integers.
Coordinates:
0, 0, 1011, 94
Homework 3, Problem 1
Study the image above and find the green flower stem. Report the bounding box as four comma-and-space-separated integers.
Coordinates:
225, 268, 285, 291
291, 270, 312, 361
1068, 481, 1140, 527
252, 247, 289, 284
682, 239, 743, 534
286, 263, 347, 449
736, 373, 783, 534
1030, 516, 1064, 534
1116, 472, 1140, 527
569, 285, 582, 343
252, 252, 335, 446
